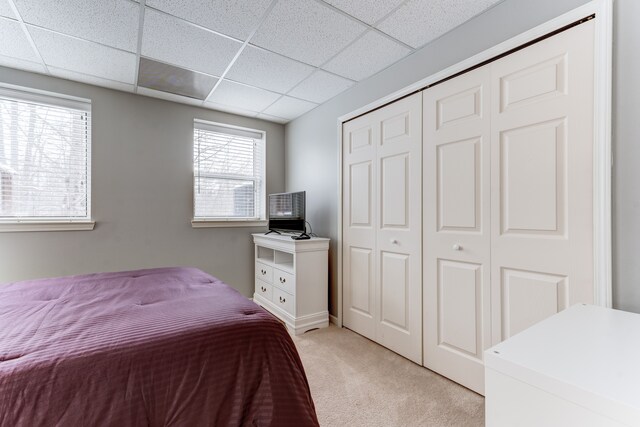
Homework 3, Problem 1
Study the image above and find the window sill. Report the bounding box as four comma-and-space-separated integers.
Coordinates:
0, 220, 96, 232
191, 219, 267, 228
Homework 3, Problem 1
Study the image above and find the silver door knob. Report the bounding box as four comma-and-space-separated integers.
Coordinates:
452, 244, 462, 251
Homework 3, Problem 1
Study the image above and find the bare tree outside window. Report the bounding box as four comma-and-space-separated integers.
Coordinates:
0, 92, 90, 220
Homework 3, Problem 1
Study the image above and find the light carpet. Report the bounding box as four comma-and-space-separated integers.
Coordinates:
292, 325, 484, 427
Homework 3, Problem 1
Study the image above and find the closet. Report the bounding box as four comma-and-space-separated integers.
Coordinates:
342, 17, 597, 394
342, 93, 422, 364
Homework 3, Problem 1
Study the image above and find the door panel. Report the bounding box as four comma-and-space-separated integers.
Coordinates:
343, 93, 422, 362
424, 65, 492, 395
491, 20, 594, 344
343, 118, 378, 340
376, 94, 422, 364
500, 268, 568, 338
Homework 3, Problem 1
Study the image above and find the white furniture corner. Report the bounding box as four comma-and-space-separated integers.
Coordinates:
485, 304, 640, 427
252, 233, 330, 335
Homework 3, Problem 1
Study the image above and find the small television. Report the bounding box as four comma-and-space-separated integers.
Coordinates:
267, 191, 308, 239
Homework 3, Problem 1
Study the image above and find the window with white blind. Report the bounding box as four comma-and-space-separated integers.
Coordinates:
193, 120, 265, 225
0, 84, 93, 231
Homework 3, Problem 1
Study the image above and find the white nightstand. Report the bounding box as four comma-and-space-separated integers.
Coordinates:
252, 233, 330, 335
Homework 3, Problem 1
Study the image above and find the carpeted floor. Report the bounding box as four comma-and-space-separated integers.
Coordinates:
292, 325, 485, 427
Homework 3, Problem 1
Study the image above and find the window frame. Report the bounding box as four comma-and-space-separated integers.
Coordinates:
0, 83, 94, 232
191, 119, 267, 228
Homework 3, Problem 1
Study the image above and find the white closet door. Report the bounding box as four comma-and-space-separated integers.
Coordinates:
490, 20, 595, 344
376, 93, 422, 364
343, 112, 379, 341
343, 93, 422, 363
423, 65, 492, 394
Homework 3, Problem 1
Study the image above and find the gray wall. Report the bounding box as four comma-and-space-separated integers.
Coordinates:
286, 0, 640, 315
0, 66, 285, 297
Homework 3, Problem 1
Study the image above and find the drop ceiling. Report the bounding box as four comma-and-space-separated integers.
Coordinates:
0, 0, 502, 124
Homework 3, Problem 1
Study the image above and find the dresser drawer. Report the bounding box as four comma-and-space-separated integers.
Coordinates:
273, 268, 295, 295
255, 262, 273, 284
255, 279, 273, 301
272, 287, 294, 316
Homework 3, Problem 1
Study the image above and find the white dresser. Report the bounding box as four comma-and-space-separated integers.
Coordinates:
252, 233, 330, 335
485, 304, 640, 427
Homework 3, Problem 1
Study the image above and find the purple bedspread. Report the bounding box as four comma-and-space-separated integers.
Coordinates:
0, 267, 319, 426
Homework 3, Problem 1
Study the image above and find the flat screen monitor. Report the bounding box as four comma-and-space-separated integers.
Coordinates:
268, 191, 305, 233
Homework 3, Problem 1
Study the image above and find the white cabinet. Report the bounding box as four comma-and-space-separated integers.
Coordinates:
485, 305, 640, 427
252, 233, 330, 335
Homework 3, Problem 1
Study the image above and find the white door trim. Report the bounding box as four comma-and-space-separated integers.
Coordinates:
336, 0, 613, 326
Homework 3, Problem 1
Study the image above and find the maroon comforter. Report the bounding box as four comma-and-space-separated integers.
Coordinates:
0, 267, 318, 426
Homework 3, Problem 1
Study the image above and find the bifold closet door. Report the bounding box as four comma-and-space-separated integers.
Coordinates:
490, 20, 595, 344
423, 65, 492, 395
343, 93, 422, 364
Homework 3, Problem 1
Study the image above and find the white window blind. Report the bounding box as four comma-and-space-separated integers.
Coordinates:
193, 120, 265, 221
0, 86, 91, 222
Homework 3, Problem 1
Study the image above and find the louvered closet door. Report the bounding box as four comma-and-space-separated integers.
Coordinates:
343, 93, 422, 363
423, 65, 492, 395
490, 20, 595, 344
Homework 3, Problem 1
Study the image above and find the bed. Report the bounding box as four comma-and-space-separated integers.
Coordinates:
0, 267, 319, 426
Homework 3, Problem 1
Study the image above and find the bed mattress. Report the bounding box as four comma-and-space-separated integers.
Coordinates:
0, 267, 318, 426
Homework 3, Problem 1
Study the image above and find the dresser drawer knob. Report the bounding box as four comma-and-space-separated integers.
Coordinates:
279, 296, 286, 304
261, 269, 266, 275
261, 286, 267, 292
279, 277, 286, 283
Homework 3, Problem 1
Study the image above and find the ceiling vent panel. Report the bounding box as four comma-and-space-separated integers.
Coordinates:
137, 57, 217, 100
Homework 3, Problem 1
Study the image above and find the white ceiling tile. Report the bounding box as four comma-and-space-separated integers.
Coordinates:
251, 0, 367, 67
323, 31, 410, 81
257, 113, 288, 124
14, 0, 139, 52
0, 54, 45, 74
207, 80, 280, 112
263, 96, 317, 120
226, 45, 314, 94
0, 0, 16, 19
29, 26, 137, 84
0, 17, 39, 62
204, 101, 259, 118
49, 67, 134, 92
146, 0, 272, 40
323, 0, 405, 25
288, 70, 354, 104
377, 0, 502, 49
142, 9, 241, 76
137, 86, 203, 106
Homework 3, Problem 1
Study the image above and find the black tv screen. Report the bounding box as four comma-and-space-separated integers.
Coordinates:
268, 191, 305, 233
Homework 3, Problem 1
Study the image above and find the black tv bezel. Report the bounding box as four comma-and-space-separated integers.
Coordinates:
268, 191, 306, 233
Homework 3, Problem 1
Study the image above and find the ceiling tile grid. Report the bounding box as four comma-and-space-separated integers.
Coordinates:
141, 9, 242, 77
0, 16, 39, 62
29, 26, 137, 84
376, 0, 502, 49
146, 0, 273, 41
251, 0, 368, 67
225, 45, 315, 94
0, 0, 503, 123
13, 0, 140, 52
208, 79, 281, 113
322, 30, 411, 81
263, 95, 317, 121
288, 69, 354, 104
0, 0, 16, 19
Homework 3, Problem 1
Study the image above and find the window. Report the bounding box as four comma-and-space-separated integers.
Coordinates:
0, 84, 93, 231
192, 120, 265, 225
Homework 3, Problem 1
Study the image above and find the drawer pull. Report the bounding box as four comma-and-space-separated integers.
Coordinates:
261, 269, 266, 275
279, 296, 286, 304
261, 286, 267, 292
279, 277, 286, 284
